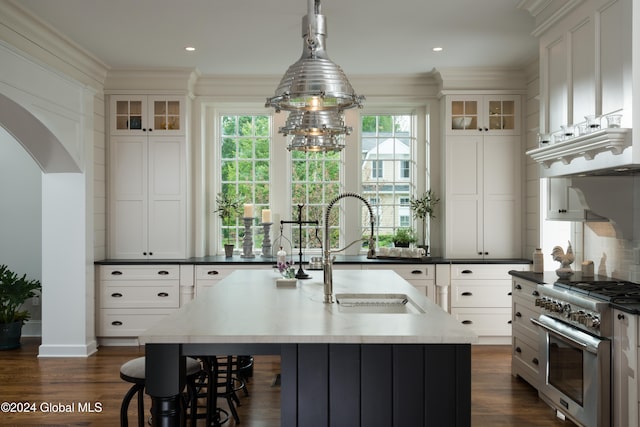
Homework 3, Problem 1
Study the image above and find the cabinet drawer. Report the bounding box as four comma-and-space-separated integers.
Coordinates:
194, 265, 238, 281
451, 281, 511, 308
512, 278, 541, 303
450, 308, 512, 336
513, 335, 541, 374
101, 284, 179, 308
365, 264, 435, 280
512, 299, 541, 341
98, 308, 175, 336
100, 265, 179, 280
451, 264, 526, 280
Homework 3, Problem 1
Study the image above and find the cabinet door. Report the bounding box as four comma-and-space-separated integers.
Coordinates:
484, 95, 520, 135
546, 177, 589, 220
147, 137, 187, 259
446, 95, 482, 135
148, 96, 185, 135
445, 136, 483, 258
482, 135, 520, 258
612, 309, 638, 427
110, 95, 149, 135
109, 136, 148, 258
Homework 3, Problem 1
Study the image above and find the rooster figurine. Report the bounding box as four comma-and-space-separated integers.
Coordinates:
551, 241, 575, 278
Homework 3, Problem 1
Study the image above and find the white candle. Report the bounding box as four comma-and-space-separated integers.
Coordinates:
261, 209, 271, 223
243, 203, 253, 218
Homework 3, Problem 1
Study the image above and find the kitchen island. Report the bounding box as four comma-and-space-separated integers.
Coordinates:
139, 269, 477, 427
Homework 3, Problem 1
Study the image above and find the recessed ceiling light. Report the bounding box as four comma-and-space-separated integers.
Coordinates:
432, 47, 443, 52
185, 46, 196, 52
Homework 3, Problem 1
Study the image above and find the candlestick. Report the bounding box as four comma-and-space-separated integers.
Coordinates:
261, 209, 271, 223
241, 217, 255, 258
243, 203, 254, 218
261, 222, 273, 258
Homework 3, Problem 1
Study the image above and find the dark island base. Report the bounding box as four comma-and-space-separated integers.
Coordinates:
145, 343, 471, 427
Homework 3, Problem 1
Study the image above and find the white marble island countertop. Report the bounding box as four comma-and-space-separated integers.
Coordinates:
139, 269, 477, 345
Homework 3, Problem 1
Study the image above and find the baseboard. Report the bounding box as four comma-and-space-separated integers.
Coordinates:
38, 339, 98, 358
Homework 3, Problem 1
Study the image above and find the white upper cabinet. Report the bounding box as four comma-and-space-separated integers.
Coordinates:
110, 95, 185, 136
539, 0, 630, 134
445, 95, 520, 136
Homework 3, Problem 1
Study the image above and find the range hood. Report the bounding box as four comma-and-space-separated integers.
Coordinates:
527, 128, 635, 177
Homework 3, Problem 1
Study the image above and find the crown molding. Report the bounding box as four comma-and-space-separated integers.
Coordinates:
104, 68, 198, 95
518, 0, 586, 37
0, 0, 108, 90
435, 67, 529, 92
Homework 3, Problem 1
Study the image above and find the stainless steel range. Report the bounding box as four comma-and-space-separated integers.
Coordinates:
532, 279, 640, 427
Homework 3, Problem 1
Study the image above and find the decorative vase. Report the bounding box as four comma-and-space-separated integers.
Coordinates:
0, 321, 23, 350
224, 244, 234, 258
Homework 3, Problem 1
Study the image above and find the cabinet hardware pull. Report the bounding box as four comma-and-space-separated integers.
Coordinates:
462, 320, 473, 325
149, 252, 153, 256
515, 312, 522, 317
111, 293, 123, 298
508, 320, 512, 324
158, 270, 169, 275
515, 346, 522, 353
461, 270, 473, 274
461, 292, 473, 296
508, 292, 512, 296
484, 127, 488, 132
157, 292, 169, 297
111, 321, 123, 326
484, 252, 489, 255
515, 284, 522, 290
111, 271, 123, 275
477, 252, 483, 255
411, 270, 422, 274
618, 313, 626, 320
532, 291, 539, 296
207, 270, 219, 275
143, 252, 147, 255
532, 358, 539, 365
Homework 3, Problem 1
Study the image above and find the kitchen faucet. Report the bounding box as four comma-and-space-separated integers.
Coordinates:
323, 192, 376, 303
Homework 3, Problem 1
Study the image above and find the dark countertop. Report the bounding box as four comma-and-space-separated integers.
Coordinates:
95, 255, 532, 266
509, 270, 640, 315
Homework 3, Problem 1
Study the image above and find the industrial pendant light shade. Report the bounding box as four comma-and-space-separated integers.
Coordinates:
266, 0, 364, 152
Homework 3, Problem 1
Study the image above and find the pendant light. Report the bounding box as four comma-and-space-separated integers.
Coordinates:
266, 0, 364, 152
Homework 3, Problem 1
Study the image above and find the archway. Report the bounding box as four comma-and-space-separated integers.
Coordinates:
0, 92, 95, 357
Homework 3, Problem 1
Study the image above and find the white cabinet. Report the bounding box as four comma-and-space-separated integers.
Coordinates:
365, 264, 435, 303
96, 264, 181, 344
538, 0, 630, 134
511, 276, 543, 389
612, 309, 639, 427
444, 131, 521, 259
110, 95, 185, 136
546, 177, 607, 221
449, 264, 527, 344
108, 95, 188, 259
445, 95, 520, 135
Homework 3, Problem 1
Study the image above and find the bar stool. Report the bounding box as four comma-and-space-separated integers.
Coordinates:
119, 356, 202, 427
194, 356, 243, 426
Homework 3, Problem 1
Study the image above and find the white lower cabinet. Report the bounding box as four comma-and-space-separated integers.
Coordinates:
613, 309, 639, 427
96, 264, 180, 344
449, 264, 528, 344
510, 276, 543, 389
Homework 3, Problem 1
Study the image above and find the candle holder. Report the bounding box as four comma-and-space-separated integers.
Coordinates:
261, 222, 273, 258
241, 217, 255, 258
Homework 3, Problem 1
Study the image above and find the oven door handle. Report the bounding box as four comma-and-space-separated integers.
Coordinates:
530, 317, 600, 354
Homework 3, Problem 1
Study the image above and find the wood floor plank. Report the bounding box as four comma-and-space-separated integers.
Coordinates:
0, 339, 574, 426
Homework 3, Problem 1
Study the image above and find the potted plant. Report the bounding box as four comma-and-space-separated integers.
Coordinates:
214, 191, 244, 257
392, 228, 416, 248
0, 264, 41, 350
409, 190, 440, 254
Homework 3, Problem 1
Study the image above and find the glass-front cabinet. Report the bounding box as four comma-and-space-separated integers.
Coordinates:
110, 95, 185, 136
446, 95, 520, 135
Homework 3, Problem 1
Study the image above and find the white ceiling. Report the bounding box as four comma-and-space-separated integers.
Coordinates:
16, 0, 538, 76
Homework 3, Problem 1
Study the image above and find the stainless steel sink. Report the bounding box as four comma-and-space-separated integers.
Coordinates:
335, 293, 425, 314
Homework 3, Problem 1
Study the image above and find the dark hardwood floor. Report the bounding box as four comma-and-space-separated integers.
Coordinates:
0, 338, 574, 426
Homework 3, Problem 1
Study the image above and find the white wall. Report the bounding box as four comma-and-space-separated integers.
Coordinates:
0, 126, 42, 334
